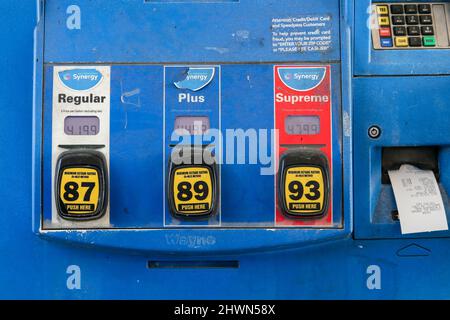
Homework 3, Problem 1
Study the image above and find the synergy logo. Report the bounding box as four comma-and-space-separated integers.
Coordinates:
58, 68, 103, 91
277, 67, 326, 92
174, 67, 215, 92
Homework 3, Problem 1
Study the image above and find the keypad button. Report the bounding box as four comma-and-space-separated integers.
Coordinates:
406, 15, 419, 25
380, 37, 393, 47
420, 15, 433, 25
377, 5, 389, 15
423, 36, 436, 47
392, 15, 405, 25
408, 36, 422, 47
404, 4, 417, 14
395, 36, 409, 47
379, 27, 391, 37
418, 4, 432, 14
390, 4, 404, 14
393, 26, 407, 36
378, 16, 390, 26
407, 26, 420, 36
421, 26, 434, 36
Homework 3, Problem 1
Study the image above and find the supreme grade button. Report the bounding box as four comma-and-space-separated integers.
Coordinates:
379, 27, 391, 37
395, 36, 408, 47
377, 5, 389, 15
423, 36, 436, 47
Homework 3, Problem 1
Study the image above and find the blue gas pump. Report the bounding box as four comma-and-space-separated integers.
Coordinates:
0, 0, 449, 299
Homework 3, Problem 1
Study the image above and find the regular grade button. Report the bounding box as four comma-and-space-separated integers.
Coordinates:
390, 4, 404, 14
423, 36, 436, 47
418, 4, 431, 14
395, 36, 408, 47
408, 36, 422, 47
393, 26, 406, 36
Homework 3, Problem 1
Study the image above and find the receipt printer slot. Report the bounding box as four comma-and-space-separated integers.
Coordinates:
382, 147, 439, 184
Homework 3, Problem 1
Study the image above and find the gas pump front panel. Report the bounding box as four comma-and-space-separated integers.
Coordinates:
33, 0, 350, 252
41, 64, 343, 230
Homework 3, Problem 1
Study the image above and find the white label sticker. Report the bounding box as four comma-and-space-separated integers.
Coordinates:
388, 164, 448, 235
271, 15, 333, 54
51, 66, 111, 228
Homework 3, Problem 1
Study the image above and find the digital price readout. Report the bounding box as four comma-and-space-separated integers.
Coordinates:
174, 116, 210, 135
64, 116, 100, 136
285, 116, 320, 135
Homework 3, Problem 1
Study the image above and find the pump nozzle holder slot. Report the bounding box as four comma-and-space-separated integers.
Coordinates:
381, 146, 440, 184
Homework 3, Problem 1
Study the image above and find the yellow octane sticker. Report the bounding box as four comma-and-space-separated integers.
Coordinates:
284, 166, 325, 215
173, 166, 212, 215
60, 167, 100, 215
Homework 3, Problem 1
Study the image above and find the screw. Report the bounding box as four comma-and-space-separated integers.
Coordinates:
368, 125, 381, 139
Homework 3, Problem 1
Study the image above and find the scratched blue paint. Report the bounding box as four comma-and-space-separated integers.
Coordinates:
0, 0, 449, 299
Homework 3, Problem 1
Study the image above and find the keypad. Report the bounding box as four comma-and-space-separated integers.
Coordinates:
373, 3, 440, 49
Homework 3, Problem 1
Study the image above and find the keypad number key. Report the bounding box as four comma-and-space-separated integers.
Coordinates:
393, 26, 407, 36
406, 15, 419, 25
420, 15, 433, 25
421, 26, 434, 36
408, 36, 422, 47
392, 15, 406, 25
390, 4, 404, 14
404, 4, 418, 14
407, 26, 420, 36
418, 4, 431, 14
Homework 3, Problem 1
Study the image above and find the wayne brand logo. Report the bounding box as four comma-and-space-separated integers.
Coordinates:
278, 67, 326, 91
58, 68, 103, 91
174, 67, 215, 92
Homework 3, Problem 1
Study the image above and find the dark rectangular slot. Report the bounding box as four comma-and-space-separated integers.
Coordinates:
382, 146, 439, 184
148, 260, 239, 269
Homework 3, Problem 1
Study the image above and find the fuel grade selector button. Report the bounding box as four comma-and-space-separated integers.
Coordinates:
278, 149, 330, 219
168, 148, 218, 220
55, 150, 108, 221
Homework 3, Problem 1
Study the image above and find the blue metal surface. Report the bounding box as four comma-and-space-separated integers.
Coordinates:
353, 76, 450, 239
0, 0, 450, 299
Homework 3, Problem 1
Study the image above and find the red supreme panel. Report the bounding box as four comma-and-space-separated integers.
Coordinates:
274, 65, 333, 227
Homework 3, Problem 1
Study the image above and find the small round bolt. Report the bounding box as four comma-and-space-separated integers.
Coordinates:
368, 125, 381, 139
